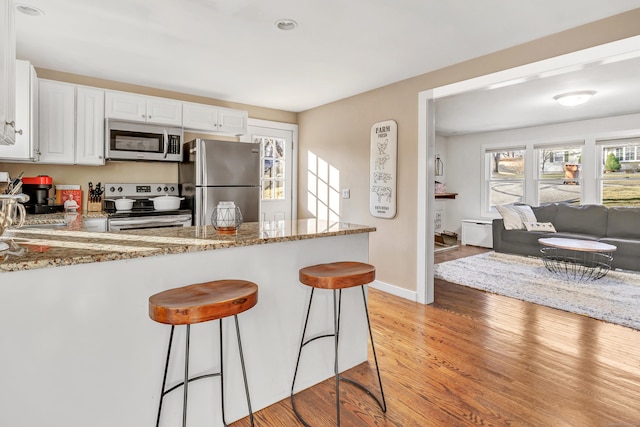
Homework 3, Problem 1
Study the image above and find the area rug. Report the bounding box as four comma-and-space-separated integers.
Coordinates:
434, 251, 640, 330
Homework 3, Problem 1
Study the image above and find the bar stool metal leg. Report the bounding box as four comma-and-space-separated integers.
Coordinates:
291, 285, 386, 426
156, 326, 175, 427
183, 324, 191, 427
219, 316, 255, 427
290, 288, 318, 426
219, 319, 227, 427
335, 287, 386, 412
235, 314, 255, 426
333, 289, 341, 426
360, 286, 386, 412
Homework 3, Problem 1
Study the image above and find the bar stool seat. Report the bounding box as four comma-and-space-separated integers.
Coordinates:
149, 279, 258, 427
291, 261, 386, 426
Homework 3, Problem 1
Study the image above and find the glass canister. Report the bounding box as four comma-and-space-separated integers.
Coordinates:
211, 201, 243, 234
0, 194, 28, 237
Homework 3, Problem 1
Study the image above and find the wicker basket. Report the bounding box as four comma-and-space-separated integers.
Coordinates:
441, 230, 458, 245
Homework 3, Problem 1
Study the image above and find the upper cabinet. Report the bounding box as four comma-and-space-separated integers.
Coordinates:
105, 90, 182, 126
76, 85, 105, 165
38, 80, 76, 164
0, 59, 39, 161
38, 79, 105, 165
0, 0, 16, 145
183, 102, 247, 135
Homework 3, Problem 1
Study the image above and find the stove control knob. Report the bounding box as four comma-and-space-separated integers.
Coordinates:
117, 186, 123, 193
170, 186, 175, 192
156, 186, 162, 193
109, 186, 115, 192
163, 186, 169, 192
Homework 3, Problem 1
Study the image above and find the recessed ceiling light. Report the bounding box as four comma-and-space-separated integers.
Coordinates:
553, 90, 597, 107
15, 4, 44, 16
275, 19, 298, 31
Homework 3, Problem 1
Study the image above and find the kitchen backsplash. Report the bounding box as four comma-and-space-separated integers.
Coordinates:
0, 161, 178, 209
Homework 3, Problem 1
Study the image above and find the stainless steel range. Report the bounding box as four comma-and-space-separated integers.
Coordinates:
104, 183, 192, 231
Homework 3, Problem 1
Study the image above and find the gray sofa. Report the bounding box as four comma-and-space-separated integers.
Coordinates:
492, 203, 640, 271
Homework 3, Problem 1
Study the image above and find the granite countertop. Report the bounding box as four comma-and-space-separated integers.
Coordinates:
0, 218, 375, 272
21, 211, 108, 224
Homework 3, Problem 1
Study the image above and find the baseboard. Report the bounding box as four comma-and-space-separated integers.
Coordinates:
370, 279, 418, 302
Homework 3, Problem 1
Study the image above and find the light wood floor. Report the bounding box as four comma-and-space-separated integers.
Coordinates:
233, 245, 640, 426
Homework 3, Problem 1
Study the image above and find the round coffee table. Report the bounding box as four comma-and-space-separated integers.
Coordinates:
538, 237, 617, 281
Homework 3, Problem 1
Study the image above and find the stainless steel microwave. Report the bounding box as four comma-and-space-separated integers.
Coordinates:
105, 120, 183, 162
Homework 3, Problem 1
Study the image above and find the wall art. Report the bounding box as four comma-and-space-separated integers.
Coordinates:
369, 119, 397, 219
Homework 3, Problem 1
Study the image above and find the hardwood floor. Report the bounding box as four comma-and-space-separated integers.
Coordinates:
233, 245, 640, 426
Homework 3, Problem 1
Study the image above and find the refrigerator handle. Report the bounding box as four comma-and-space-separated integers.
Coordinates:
200, 187, 207, 226
162, 129, 169, 159
200, 140, 207, 186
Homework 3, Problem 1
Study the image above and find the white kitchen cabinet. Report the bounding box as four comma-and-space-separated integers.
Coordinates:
182, 101, 217, 131
217, 106, 248, 135
0, 0, 16, 145
38, 80, 76, 164
146, 97, 182, 125
105, 90, 182, 126
76, 86, 105, 165
182, 101, 247, 135
0, 59, 38, 161
38, 80, 105, 165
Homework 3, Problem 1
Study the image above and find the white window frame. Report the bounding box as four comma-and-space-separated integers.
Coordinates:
483, 146, 527, 214
258, 136, 286, 201
534, 141, 584, 206
597, 136, 640, 206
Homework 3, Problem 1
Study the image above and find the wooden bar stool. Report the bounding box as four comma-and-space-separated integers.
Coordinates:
290, 262, 386, 426
149, 279, 258, 427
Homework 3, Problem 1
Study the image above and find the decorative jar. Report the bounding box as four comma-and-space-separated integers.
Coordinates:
211, 201, 243, 234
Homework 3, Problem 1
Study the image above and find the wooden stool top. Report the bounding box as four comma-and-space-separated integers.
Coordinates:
299, 262, 375, 290
149, 280, 258, 325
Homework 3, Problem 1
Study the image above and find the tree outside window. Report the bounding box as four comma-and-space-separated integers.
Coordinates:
600, 138, 640, 206
486, 148, 525, 208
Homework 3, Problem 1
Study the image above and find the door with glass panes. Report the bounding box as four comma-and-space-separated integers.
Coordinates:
242, 123, 295, 222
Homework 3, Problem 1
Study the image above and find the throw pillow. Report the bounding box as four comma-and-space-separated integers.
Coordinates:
524, 221, 557, 232
495, 204, 537, 230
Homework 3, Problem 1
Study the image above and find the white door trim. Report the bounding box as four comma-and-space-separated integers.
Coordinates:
246, 118, 299, 221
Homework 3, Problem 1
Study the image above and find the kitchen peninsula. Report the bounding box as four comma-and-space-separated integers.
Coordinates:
0, 220, 375, 427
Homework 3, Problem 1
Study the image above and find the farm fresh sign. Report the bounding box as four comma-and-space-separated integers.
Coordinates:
369, 120, 397, 219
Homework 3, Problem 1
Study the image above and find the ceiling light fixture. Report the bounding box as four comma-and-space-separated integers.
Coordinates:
275, 19, 298, 31
553, 90, 597, 107
15, 4, 44, 16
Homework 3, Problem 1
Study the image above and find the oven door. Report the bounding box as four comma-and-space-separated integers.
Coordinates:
108, 214, 192, 231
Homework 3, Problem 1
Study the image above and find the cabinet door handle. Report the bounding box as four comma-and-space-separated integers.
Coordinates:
4, 122, 22, 135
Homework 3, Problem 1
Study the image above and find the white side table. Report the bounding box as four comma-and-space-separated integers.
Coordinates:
461, 219, 493, 248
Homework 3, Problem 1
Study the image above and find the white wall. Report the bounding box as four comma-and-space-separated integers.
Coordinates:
443, 112, 640, 235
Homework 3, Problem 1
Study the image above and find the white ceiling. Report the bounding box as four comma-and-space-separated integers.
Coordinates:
435, 51, 640, 135
14, 0, 640, 112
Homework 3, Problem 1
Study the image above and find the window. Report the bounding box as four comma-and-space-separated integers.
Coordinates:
256, 136, 286, 200
485, 148, 525, 209
536, 143, 583, 205
598, 137, 640, 206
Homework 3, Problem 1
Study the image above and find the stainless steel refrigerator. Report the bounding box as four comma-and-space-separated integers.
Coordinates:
179, 138, 261, 226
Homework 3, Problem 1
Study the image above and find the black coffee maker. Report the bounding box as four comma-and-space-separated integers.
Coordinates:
21, 175, 63, 214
